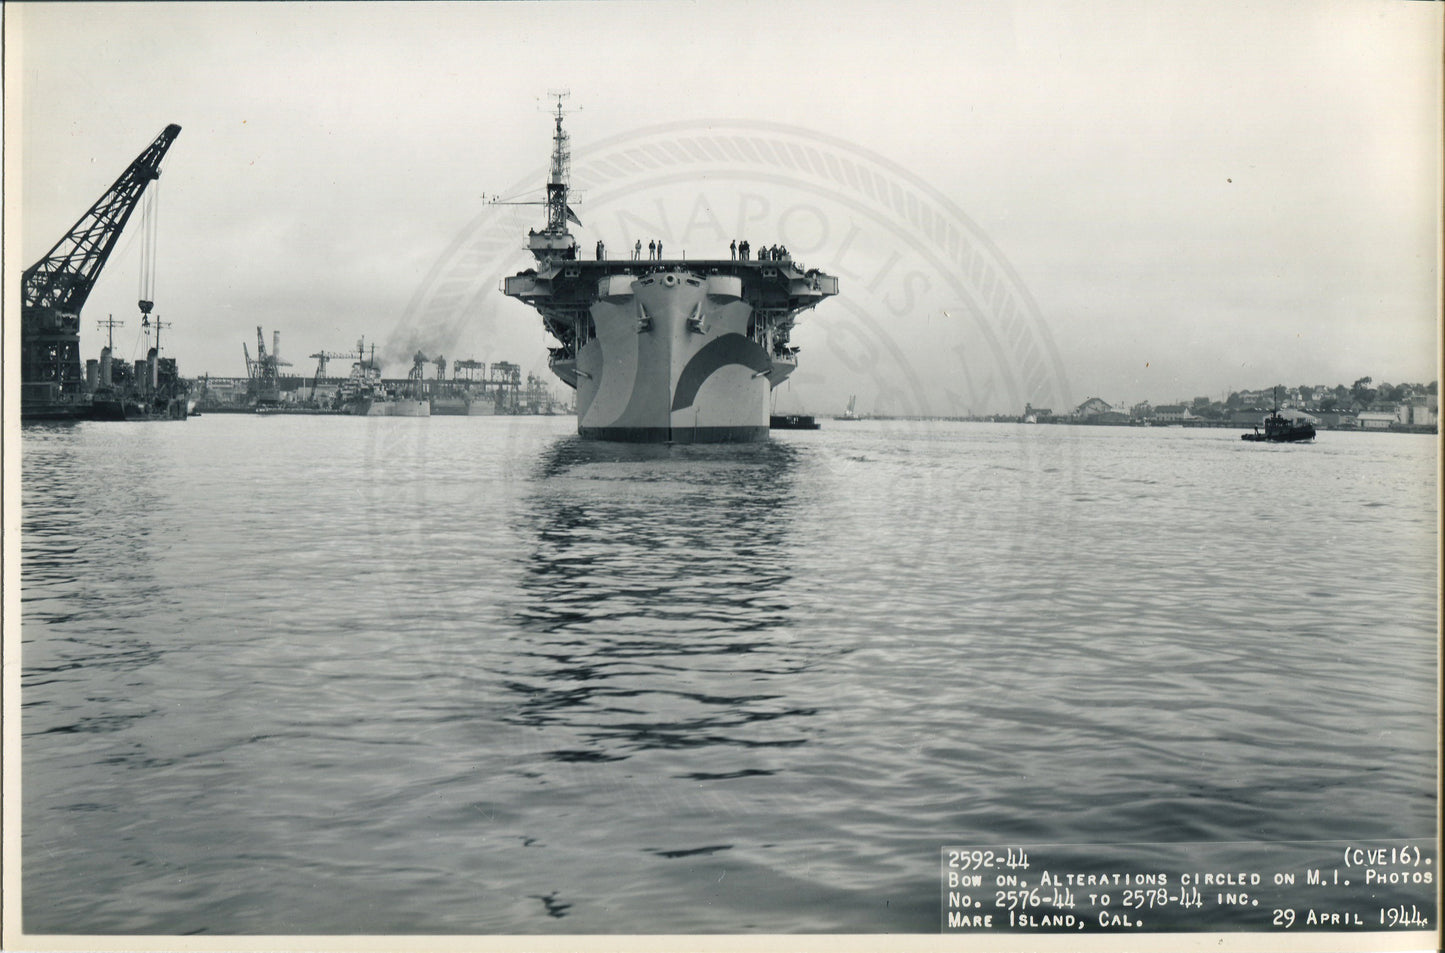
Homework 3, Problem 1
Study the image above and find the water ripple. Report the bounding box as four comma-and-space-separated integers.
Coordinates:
19, 418, 1437, 933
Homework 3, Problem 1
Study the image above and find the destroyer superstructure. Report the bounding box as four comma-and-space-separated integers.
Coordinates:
502, 98, 838, 442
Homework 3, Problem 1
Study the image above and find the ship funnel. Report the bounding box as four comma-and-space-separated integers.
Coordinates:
147, 347, 160, 390
100, 347, 113, 387
86, 359, 99, 391
274, 331, 281, 363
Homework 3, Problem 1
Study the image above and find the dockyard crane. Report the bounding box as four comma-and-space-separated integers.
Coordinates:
20, 124, 182, 418
404, 351, 431, 400
246, 326, 291, 405
453, 358, 484, 381
255, 327, 293, 371
490, 361, 522, 413
308, 349, 357, 400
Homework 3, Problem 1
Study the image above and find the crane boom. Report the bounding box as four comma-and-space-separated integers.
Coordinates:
23, 124, 182, 315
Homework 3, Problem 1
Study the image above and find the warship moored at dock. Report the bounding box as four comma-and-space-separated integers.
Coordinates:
502, 98, 838, 443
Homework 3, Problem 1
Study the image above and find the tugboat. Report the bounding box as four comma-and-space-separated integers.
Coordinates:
1242, 389, 1316, 443
769, 413, 821, 430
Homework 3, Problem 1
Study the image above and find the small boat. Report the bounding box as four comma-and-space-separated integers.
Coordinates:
1242, 389, 1316, 443
1241, 413, 1315, 442
834, 395, 861, 421
770, 414, 821, 430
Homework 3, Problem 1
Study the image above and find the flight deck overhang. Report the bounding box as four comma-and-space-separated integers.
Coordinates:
502, 258, 837, 311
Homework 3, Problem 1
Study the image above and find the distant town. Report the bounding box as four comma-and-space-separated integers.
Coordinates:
890, 378, 1439, 433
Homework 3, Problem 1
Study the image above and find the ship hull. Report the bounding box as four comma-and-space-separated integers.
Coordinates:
90, 391, 188, 421
430, 396, 499, 416
21, 383, 92, 421
354, 398, 431, 417
564, 271, 786, 444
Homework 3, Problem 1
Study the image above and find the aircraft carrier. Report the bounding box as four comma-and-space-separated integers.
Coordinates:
503, 99, 838, 443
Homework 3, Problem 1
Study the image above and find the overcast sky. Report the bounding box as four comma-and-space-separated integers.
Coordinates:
7, 1, 1440, 414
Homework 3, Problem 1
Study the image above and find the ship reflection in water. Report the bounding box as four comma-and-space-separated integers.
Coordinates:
484, 437, 889, 928
507, 437, 821, 762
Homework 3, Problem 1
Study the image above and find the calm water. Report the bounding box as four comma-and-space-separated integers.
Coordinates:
19, 416, 1438, 934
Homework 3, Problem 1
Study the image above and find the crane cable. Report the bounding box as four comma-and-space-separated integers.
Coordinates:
137, 181, 161, 309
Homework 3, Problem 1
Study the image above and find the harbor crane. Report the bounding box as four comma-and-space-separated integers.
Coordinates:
453, 358, 485, 381
244, 326, 290, 405
405, 351, 431, 399
308, 349, 357, 400
20, 124, 182, 419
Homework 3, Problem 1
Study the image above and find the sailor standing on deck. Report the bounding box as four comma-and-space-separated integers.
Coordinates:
730, 240, 737, 260
657, 240, 664, 259
634, 239, 642, 260
648, 239, 656, 260
740, 240, 749, 260
596, 240, 605, 260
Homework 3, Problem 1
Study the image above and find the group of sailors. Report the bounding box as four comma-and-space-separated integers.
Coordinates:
590, 238, 790, 262
730, 240, 788, 261
592, 240, 663, 261
606, 239, 667, 260
593, 240, 665, 261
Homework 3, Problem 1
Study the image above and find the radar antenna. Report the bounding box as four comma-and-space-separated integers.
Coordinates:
544, 90, 581, 233
513, 92, 582, 262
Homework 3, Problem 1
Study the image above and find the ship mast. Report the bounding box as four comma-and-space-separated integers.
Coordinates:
545, 92, 572, 235
527, 91, 580, 262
